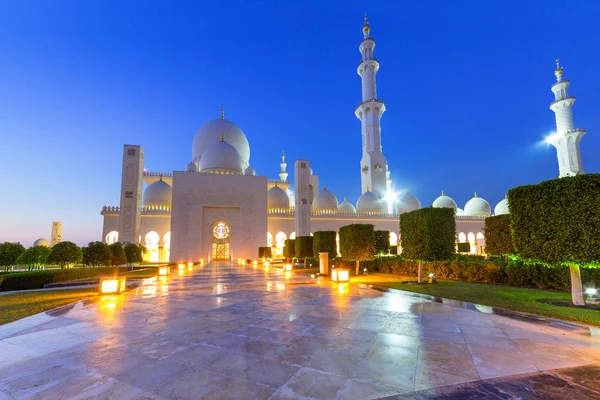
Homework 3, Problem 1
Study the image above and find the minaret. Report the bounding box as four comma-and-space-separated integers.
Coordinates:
279, 150, 288, 182
355, 14, 388, 198
548, 59, 585, 177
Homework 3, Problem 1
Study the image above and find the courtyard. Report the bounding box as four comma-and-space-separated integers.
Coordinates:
1, 263, 600, 399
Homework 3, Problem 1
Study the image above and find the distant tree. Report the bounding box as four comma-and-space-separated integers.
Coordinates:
109, 242, 127, 267
295, 236, 313, 267
375, 230, 390, 255
0, 242, 26, 270
283, 239, 295, 260
339, 224, 376, 275
508, 174, 600, 305
312, 231, 337, 259
86, 241, 112, 267
400, 208, 455, 283
16, 246, 51, 270
124, 243, 144, 267
484, 214, 514, 262
47, 241, 82, 269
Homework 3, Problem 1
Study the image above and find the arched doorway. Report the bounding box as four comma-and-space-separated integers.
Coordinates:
212, 222, 231, 261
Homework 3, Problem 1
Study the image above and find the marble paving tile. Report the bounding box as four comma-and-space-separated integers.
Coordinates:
242, 358, 299, 388
68, 379, 153, 400
355, 358, 417, 391
467, 344, 539, 379
339, 379, 408, 400
284, 367, 349, 399
414, 366, 479, 391
420, 328, 465, 344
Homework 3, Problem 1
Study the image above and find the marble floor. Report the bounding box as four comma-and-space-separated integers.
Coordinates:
1, 263, 599, 400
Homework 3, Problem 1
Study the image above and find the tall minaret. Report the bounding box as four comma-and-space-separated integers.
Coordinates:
279, 150, 288, 182
548, 59, 585, 177
355, 14, 389, 198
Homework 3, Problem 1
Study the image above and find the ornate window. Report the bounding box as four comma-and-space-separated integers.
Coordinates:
213, 223, 229, 240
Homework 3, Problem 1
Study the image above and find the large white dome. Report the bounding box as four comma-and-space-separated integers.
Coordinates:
33, 238, 49, 247
143, 178, 172, 207
199, 139, 243, 174
396, 191, 421, 215
357, 191, 386, 214
192, 118, 250, 169
338, 197, 357, 214
464, 193, 491, 217
494, 198, 509, 215
432, 191, 457, 210
268, 185, 290, 210
313, 186, 338, 211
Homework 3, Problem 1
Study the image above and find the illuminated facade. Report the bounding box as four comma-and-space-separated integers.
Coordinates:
101, 18, 506, 261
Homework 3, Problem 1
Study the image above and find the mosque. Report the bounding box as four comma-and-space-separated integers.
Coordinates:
100, 17, 585, 263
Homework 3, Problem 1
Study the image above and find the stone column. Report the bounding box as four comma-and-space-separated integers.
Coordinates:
294, 160, 311, 237
118, 145, 144, 244
319, 252, 329, 275
50, 222, 62, 247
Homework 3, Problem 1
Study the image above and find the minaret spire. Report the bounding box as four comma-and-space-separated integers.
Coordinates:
355, 14, 389, 200
548, 59, 585, 177
220, 106, 224, 120
279, 150, 288, 181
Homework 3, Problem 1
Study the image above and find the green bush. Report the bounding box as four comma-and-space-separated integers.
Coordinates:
47, 241, 82, 268
339, 224, 376, 274
258, 247, 272, 258
375, 230, 390, 255
109, 243, 127, 266
312, 231, 337, 259
0, 267, 129, 291
85, 242, 112, 267
124, 243, 144, 266
457, 242, 470, 253
390, 245, 398, 255
484, 214, 514, 256
16, 246, 51, 269
508, 174, 600, 304
283, 239, 295, 259
295, 236, 313, 260
0, 242, 25, 268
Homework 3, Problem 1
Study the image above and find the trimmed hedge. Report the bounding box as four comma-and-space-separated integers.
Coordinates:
508, 174, 600, 267
400, 208, 455, 262
375, 230, 390, 255
339, 224, 376, 262
0, 267, 129, 291
283, 239, 295, 259
258, 247, 272, 258
347, 255, 600, 291
313, 231, 337, 259
295, 236, 313, 259
457, 242, 470, 253
484, 214, 514, 256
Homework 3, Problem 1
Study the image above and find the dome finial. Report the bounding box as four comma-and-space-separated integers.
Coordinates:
555, 58, 564, 81
344, 196, 347, 202
366, 185, 370, 192
406, 188, 409, 194
362, 13, 370, 38
323, 184, 327, 190
441, 190, 444, 196
281, 150, 285, 162
274, 182, 278, 188
159, 174, 163, 182
220, 132, 225, 142
474, 192, 477, 198
220, 106, 224, 120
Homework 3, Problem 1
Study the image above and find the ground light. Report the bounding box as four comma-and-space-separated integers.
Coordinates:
159, 266, 170, 276
264, 261, 270, 267
178, 263, 185, 271
585, 288, 597, 295
187, 262, 193, 267
99, 277, 127, 294
285, 264, 292, 271
332, 268, 349, 282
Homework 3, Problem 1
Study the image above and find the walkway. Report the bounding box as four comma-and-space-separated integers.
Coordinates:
0, 263, 599, 399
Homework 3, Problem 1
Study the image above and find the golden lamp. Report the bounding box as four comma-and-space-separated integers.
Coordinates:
99, 277, 127, 294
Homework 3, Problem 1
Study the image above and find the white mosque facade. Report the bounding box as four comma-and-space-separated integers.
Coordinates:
100, 18, 584, 263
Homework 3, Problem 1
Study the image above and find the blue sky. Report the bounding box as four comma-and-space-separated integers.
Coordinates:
1, 1, 599, 246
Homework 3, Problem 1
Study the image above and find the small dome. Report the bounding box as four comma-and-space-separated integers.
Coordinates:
432, 191, 457, 210
338, 197, 357, 214
245, 166, 255, 176
396, 191, 421, 215
143, 178, 172, 207
357, 191, 386, 214
494, 198, 509, 215
185, 162, 198, 172
464, 193, 491, 217
199, 138, 243, 174
456, 207, 465, 216
33, 238, 49, 247
192, 118, 250, 169
268, 185, 290, 210
313, 186, 338, 211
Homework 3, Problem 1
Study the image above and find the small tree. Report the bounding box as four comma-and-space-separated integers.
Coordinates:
47, 241, 82, 269
283, 239, 295, 260
124, 243, 143, 267
86, 241, 112, 266
16, 246, 51, 270
295, 236, 313, 267
400, 208, 455, 283
339, 224, 376, 275
508, 174, 600, 305
312, 231, 337, 259
484, 214, 514, 263
109, 242, 127, 267
258, 247, 272, 259
0, 242, 25, 271
375, 230, 390, 255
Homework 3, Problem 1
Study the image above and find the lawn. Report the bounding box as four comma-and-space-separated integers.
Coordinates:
358, 275, 600, 327
0, 288, 99, 325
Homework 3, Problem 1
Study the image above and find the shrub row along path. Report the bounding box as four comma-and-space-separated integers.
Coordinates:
1, 263, 600, 399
